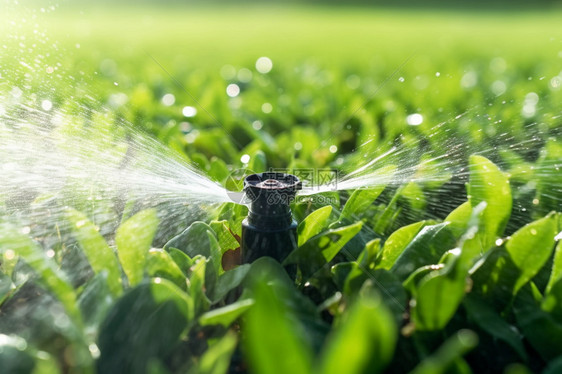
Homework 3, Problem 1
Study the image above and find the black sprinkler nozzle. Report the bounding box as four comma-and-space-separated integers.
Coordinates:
241, 172, 302, 263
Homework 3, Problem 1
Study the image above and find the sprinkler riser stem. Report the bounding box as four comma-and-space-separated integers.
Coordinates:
240, 172, 302, 263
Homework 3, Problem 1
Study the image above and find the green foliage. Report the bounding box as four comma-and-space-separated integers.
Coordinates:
1, 4, 562, 373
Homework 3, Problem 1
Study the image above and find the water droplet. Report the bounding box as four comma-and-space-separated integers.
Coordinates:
398, 77, 405, 82
161, 93, 175, 106
226, 83, 240, 97
182, 106, 197, 117
4, 249, 15, 260
461, 71, 478, 88
435, 72, 440, 77
240, 154, 250, 164
294, 142, 303, 151
255, 56, 273, 74
329, 145, 338, 153
406, 113, 423, 126
530, 229, 537, 235
252, 120, 263, 130
495, 238, 504, 246
113, 82, 118, 86
261, 102, 272, 113
88, 344, 100, 359
41, 99, 52, 111
46, 249, 55, 258
491, 80, 506, 96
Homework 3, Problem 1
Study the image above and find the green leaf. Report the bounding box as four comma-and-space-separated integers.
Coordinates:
284, 221, 363, 279
506, 212, 558, 294
146, 248, 187, 290
467, 155, 512, 251
211, 264, 250, 303
444, 201, 472, 237
378, 221, 427, 270
244, 280, 313, 374
189, 332, 238, 374
0, 226, 82, 326
189, 256, 211, 316
543, 356, 562, 374
78, 272, 114, 330
164, 221, 215, 258
409, 330, 478, 374
66, 208, 123, 296
0, 271, 14, 305
340, 180, 387, 221
318, 290, 397, 374
412, 259, 467, 331
297, 205, 333, 246
97, 279, 191, 374
390, 223, 456, 281
514, 284, 562, 361
168, 247, 195, 276
209, 220, 240, 256
546, 237, 562, 294
116, 209, 159, 287
0, 335, 60, 374
199, 297, 254, 327
463, 294, 527, 360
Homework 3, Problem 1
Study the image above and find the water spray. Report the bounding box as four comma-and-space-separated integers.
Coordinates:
241, 172, 302, 263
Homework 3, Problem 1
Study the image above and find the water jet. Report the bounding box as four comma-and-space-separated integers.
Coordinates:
241, 172, 302, 263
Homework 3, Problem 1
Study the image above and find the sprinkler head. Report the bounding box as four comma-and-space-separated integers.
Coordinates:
241, 172, 302, 263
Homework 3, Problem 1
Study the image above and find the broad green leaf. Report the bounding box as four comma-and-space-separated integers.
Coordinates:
97, 279, 191, 374
297, 205, 333, 246
0, 335, 61, 374
211, 264, 251, 303
146, 248, 187, 290
463, 294, 527, 360
444, 201, 472, 237
66, 208, 123, 296
78, 272, 114, 330
514, 284, 562, 361
244, 258, 328, 352
409, 330, 478, 374
0, 271, 14, 305
343, 266, 407, 326
168, 248, 195, 276
340, 177, 388, 221
411, 238, 473, 331
543, 356, 562, 374
470, 246, 521, 313
506, 212, 558, 294
164, 221, 216, 258
0, 226, 81, 325
378, 221, 427, 270
189, 256, 211, 316
199, 297, 254, 327
116, 209, 159, 287
189, 332, 238, 374
318, 290, 397, 374
546, 238, 562, 294
467, 155, 512, 251
542, 278, 562, 322
390, 223, 456, 281
244, 280, 313, 374
284, 221, 363, 279
209, 220, 240, 256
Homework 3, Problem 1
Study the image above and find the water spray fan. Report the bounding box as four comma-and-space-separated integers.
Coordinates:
241, 172, 302, 263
